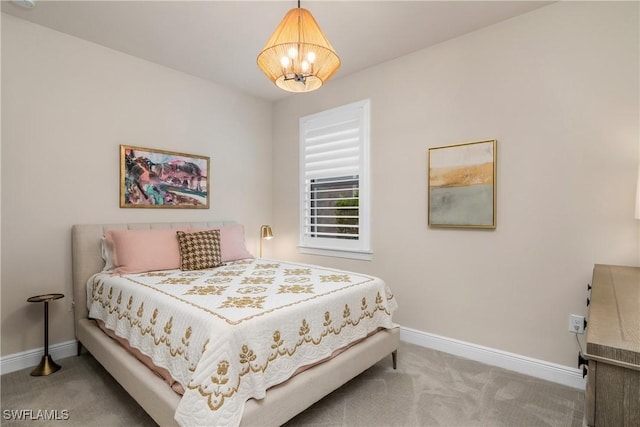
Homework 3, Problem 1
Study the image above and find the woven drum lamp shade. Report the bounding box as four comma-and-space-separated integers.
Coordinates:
257, 7, 340, 93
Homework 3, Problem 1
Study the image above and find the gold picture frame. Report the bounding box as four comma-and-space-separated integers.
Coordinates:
428, 140, 497, 228
120, 145, 210, 209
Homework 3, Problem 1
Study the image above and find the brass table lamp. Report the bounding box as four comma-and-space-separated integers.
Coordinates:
27, 293, 64, 376
260, 225, 273, 258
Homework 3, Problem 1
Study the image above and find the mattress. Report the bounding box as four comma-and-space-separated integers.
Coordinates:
87, 259, 397, 426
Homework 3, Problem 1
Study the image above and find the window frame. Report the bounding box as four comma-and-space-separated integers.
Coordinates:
298, 99, 371, 260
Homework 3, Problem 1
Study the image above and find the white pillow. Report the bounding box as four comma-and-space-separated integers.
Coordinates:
100, 236, 114, 272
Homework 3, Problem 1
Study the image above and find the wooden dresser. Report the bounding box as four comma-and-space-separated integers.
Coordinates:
585, 264, 640, 426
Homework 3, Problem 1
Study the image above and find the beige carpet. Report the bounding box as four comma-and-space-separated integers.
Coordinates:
1, 341, 584, 426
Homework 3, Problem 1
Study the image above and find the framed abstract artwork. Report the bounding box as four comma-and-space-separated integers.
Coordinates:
428, 140, 497, 228
120, 145, 210, 209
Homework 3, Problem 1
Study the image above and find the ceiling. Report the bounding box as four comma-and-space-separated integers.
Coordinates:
2, 1, 552, 102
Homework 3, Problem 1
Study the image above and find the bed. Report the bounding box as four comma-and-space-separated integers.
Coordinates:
71, 221, 399, 426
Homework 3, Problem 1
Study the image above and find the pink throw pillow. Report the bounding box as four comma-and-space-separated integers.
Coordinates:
105, 228, 187, 274
219, 224, 254, 262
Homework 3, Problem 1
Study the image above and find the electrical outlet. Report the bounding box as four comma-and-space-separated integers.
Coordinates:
569, 314, 585, 334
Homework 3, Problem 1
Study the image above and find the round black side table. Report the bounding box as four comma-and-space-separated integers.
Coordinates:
27, 293, 64, 376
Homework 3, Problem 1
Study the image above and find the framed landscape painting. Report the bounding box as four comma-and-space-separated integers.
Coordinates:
120, 145, 210, 209
428, 140, 496, 228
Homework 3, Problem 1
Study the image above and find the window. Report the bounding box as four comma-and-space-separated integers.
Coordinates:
299, 100, 371, 259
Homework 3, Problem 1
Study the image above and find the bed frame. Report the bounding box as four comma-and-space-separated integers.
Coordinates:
71, 222, 399, 426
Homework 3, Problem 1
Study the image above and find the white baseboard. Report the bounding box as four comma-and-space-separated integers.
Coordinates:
0, 340, 78, 375
400, 326, 586, 390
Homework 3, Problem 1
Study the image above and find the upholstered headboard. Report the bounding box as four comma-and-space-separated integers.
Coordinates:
71, 221, 235, 335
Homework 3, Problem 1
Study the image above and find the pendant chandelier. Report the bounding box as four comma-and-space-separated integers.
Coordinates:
257, 1, 341, 93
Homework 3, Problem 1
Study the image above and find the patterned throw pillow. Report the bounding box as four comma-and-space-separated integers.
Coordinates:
176, 230, 223, 270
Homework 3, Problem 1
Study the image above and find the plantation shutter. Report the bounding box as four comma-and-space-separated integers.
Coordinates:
299, 100, 370, 255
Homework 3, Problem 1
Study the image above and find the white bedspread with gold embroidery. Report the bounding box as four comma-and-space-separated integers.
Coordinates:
87, 259, 397, 426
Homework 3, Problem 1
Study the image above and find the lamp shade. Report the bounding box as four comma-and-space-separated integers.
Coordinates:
259, 225, 273, 258
261, 225, 273, 240
257, 7, 340, 93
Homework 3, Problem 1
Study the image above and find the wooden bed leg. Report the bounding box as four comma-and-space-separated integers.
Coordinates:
391, 350, 397, 370
77, 341, 82, 356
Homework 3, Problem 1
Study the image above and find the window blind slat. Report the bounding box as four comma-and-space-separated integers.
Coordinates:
305, 215, 359, 219
309, 188, 358, 196
302, 231, 360, 238
306, 158, 359, 174
305, 134, 359, 148
304, 118, 359, 141
304, 166, 359, 180
306, 153, 359, 171
306, 196, 359, 203
303, 223, 359, 229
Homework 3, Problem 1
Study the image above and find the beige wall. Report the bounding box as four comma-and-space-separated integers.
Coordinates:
271, 1, 639, 368
1, 14, 273, 356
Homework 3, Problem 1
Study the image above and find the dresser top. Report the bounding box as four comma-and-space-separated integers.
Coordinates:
586, 264, 640, 366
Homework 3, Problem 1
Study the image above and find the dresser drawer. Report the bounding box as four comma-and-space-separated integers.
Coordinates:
584, 265, 640, 427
